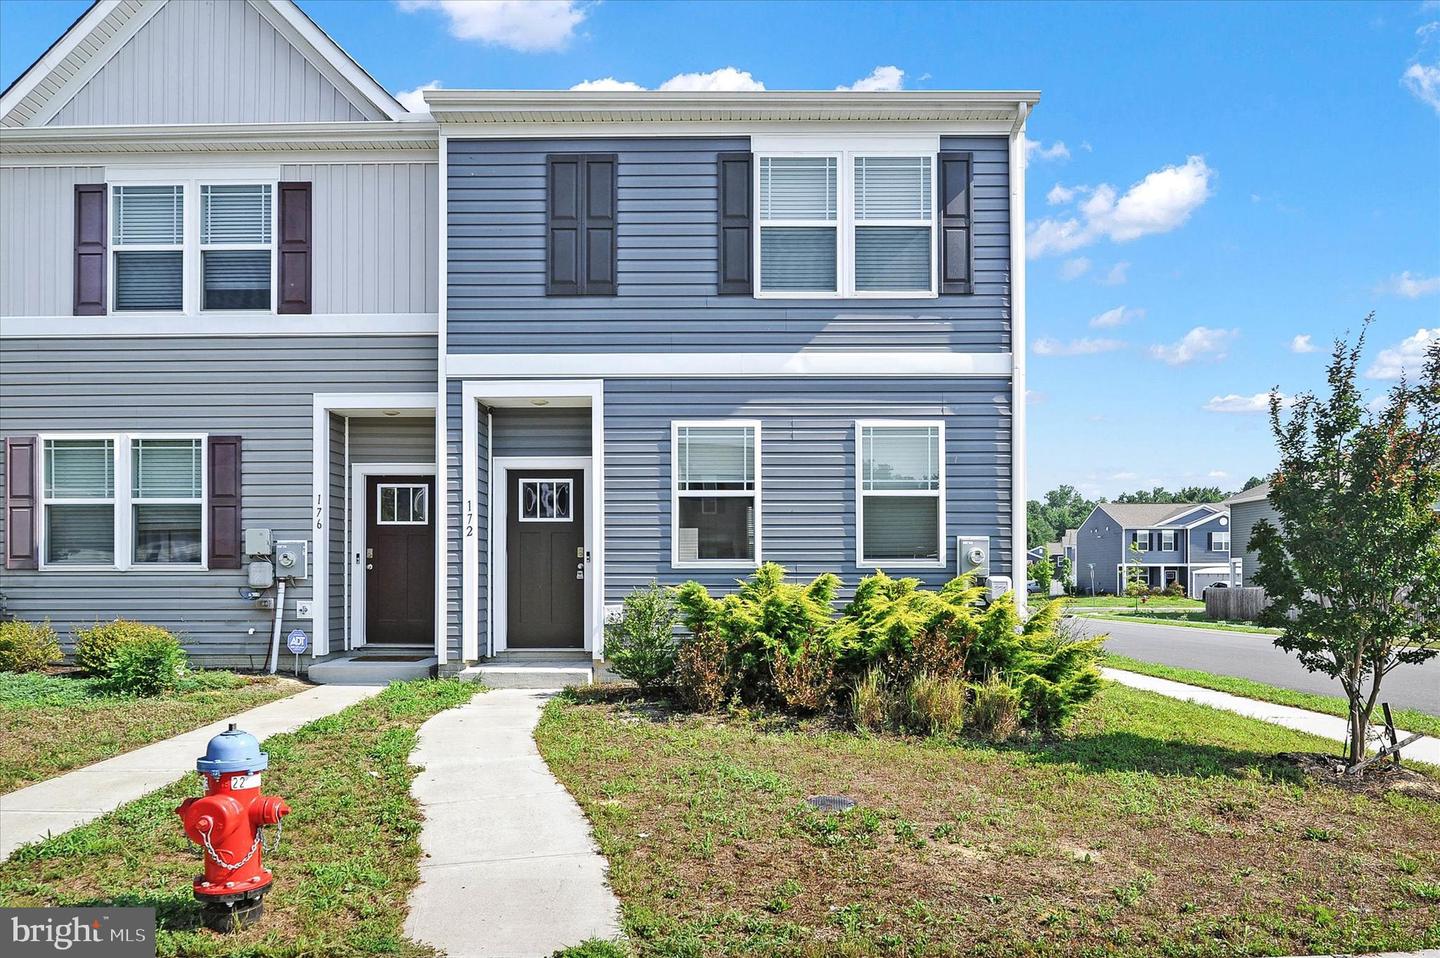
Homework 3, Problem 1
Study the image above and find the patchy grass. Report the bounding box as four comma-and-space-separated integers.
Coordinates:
535, 684, 1440, 958
1080, 610, 1282, 635
1104, 653, 1440, 738
1065, 596, 1204, 609
0, 679, 482, 957
0, 670, 305, 793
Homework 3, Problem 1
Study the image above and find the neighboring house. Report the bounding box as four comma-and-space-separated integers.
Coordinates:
1222, 482, 1277, 586
0, 0, 1036, 670
1073, 503, 1232, 596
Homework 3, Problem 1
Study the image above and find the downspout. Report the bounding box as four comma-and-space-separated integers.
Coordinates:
342, 415, 350, 651
1009, 101, 1029, 615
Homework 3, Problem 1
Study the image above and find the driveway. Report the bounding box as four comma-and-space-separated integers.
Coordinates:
1072, 616, 1439, 716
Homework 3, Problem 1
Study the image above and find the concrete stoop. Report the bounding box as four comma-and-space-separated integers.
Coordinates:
307, 651, 437, 685
457, 652, 595, 689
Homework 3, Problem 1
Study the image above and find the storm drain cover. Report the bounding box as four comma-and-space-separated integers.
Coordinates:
806, 795, 856, 813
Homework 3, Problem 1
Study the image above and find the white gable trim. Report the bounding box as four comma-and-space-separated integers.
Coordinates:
0, 1, 121, 120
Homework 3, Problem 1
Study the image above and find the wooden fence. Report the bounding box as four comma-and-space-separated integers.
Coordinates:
1205, 587, 1268, 622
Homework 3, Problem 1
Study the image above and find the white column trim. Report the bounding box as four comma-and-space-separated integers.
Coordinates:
435, 129, 449, 665
1009, 102, 1029, 614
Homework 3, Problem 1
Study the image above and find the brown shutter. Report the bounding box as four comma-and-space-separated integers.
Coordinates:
74, 184, 107, 315
939, 152, 972, 295
717, 152, 753, 295
277, 182, 312, 314
547, 156, 582, 295
207, 436, 243, 569
4, 436, 39, 570
582, 155, 617, 296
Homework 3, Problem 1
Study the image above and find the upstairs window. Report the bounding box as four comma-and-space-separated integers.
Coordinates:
1210, 531, 1231, 552
857, 422, 944, 566
1160, 530, 1177, 551
758, 157, 838, 294
112, 186, 183, 311
854, 156, 932, 292
201, 185, 273, 310
1135, 530, 1152, 551
673, 422, 760, 567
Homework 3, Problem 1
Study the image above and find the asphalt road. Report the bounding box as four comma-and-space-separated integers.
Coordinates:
1072, 616, 1439, 716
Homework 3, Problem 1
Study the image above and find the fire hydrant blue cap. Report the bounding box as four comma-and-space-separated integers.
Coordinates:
196, 723, 268, 775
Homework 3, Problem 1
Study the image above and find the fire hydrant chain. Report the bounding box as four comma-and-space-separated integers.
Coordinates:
198, 820, 263, 872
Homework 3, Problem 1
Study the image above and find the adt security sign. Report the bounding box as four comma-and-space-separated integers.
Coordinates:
286, 629, 308, 675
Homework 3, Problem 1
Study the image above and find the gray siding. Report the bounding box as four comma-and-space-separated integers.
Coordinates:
490, 408, 590, 458
48, 0, 379, 126
443, 379, 475, 659
0, 335, 437, 666
349, 417, 436, 464
1231, 498, 1280, 586
0, 166, 104, 316
1187, 513, 1232, 566
445, 137, 1011, 354
1075, 510, 1124, 595
281, 162, 440, 315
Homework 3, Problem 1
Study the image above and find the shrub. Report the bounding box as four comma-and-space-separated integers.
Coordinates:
673, 628, 729, 712
837, 571, 981, 683
903, 673, 966, 738
96, 631, 188, 697
770, 640, 836, 713
73, 619, 176, 677
604, 582, 679, 692
1164, 581, 1186, 598
849, 667, 890, 733
968, 674, 1021, 742
0, 619, 62, 672
967, 596, 1104, 734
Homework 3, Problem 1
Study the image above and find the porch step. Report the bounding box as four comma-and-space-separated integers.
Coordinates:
458, 652, 594, 690
308, 652, 437, 685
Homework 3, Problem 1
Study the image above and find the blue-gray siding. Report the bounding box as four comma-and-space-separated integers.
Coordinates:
489, 408, 590, 459
444, 136, 1011, 354
1231, 498, 1281, 586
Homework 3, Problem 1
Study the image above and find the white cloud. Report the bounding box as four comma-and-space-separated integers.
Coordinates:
1403, 61, 1440, 113
1027, 155, 1216, 258
1367, 328, 1436, 380
1290, 334, 1318, 354
396, 0, 587, 53
570, 77, 644, 91
1203, 392, 1286, 414
1026, 140, 1071, 162
1110, 471, 1138, 481
1089, 305, 1144, 329
395, 80, 442, 113
1375, 271, 1440, 298
1059, 257, 1091, 281
659, 67, 765, 92
836, 65, 903, 92
1149, 326, 1237, 365
1208, 470, 1229, 479
1099, 261, 1130, 286
1047, 183, 1077, 205
1032, 336, 1126, 357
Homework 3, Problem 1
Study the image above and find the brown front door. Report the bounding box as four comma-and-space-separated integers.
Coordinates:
365, 475, 435, 645
507, 470, 585, 649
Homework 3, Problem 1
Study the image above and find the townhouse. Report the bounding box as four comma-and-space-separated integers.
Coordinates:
1073, 502, 1233, 597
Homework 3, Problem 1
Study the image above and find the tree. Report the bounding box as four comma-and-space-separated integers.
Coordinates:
1113, 485, 1227, 504
1252, 318, 1440, 767
1027, 484, 1097, 548
1241, 475, 1268, 491
1123, 539, 1150, 609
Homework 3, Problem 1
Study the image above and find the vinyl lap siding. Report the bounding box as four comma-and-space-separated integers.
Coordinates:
1231, 498, 1280, 586
490, 408, 590, 458
0, 166, 104, 317
348, 417, 436, 464
48, 0, 377, 126
445, 137, 1011, 354
0, 335, 437, 665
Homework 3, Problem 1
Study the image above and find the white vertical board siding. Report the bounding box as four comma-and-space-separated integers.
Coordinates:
0, 166, 104, 316
0, 335, 438, 666
2, 1, 143, 128
282, 162, 440, 315
48, 0, 377, 126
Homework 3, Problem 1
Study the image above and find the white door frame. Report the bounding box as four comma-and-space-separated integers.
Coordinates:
491, 456, 593, 656
349, 462, 438, 650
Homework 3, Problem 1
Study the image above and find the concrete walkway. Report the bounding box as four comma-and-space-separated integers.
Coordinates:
1104, 668, 1440, 765
1, 683, 381, 859
405, 689, 622, 958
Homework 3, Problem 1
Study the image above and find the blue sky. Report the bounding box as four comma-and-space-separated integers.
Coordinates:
3, 0, 1437, 500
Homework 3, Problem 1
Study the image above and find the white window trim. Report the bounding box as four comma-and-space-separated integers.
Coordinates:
38, 431, 208, 572
517, 478, 575, 523
376, 482, 430, 526
1160, 530, 1176, 552
854, 419, 946, 569
670, 419, 762, 570
108, 170, 279, 318
1211, 531, 1231, 552
754, 147, 937, 300
1135, 530, 1152, 551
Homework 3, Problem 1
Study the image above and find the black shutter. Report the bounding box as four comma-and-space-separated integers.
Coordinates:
717, 152, 753, 295
939, 152, 972, 295
74, 184, 107, 316
208, 436, 243, 570
547, 154, 617, 296
4, 436, 39, 570
277, 182, 312, 314
582, 155, 616, 296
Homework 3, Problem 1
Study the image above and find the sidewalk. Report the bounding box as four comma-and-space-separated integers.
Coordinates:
405, 689, 622, 958
1103, 668, 1440, 765
1, 683, 381, 859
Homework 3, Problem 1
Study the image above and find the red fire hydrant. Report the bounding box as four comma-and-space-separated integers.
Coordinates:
176, 723, 290, 931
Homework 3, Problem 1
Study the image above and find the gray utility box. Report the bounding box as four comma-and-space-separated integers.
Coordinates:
957, 535, 991, 578
274, 540, 308, 581
244, 528, 274, 557
248, 560, 275, 589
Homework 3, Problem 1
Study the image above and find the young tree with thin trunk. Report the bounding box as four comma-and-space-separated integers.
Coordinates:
1252, 318, 1440, 767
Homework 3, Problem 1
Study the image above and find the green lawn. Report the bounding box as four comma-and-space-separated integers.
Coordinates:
1080, 610, 1281, 635
1103, 653, 1440, 739
0, 679, 482, 957
535, 684, 1440, 958
1065, 596, 1204, 609
0, 670, 305, 793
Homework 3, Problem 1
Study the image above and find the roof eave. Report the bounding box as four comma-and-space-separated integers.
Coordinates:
0, 120, 439, 155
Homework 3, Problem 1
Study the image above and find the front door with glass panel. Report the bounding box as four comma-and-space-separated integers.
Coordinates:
365, 476, 435, 645
507, 470, 585, 649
